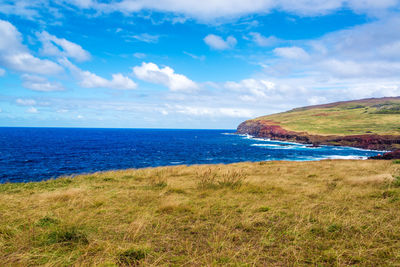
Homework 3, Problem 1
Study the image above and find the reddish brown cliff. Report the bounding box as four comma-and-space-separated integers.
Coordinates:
237, 120, 400, 151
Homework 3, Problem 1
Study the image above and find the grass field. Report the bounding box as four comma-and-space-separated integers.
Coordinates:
254, 97, 400, 136
1, 160, 400, 266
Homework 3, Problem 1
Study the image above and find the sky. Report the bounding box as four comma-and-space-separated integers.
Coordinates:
0, 1, 400, 129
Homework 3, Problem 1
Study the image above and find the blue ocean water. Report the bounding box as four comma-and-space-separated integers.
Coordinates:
0, 128, 383, 183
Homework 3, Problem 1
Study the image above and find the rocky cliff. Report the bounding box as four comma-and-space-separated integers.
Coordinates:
237, 119, 400, 151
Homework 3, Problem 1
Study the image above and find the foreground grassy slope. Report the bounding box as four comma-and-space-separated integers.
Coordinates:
1, 160, 400, 266
255, 97, 400, 136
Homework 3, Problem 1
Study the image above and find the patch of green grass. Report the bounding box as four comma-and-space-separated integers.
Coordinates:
36, 216, 59, 227
39, 226, 88, 246
392, 176, 400, 187
257, 206, 270, 212
327, 223, 342, 233
117, 248, 149, 265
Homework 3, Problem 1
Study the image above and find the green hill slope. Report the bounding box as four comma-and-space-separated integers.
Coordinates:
255, 97, 400, 136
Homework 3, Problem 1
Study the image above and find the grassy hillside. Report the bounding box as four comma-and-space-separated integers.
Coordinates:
254, 97, 400, 136
1, 160, 400, 266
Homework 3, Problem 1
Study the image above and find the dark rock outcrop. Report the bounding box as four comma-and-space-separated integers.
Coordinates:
237, 120, 400, 151
370, 150, 400, 160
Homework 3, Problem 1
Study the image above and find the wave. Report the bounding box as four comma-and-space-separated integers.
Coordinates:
240, 133, 387, 153
330, 146, 388, 153
251, 143, 322, 150
325, 155, 367, 160
250, 144, 282, 147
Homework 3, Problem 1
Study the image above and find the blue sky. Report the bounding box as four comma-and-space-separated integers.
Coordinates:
0, 0, 400, 129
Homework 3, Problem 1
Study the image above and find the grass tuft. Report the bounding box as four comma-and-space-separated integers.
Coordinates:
36, 216, 59, 227
117, 248, 149, 266
257, 206, 270, 212
197, 168, 246, 189
392, 176, 400, 187
40, 226, 88, 246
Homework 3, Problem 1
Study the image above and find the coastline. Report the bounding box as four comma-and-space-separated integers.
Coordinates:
239, 133, 389, 153
237, 119, 400, 152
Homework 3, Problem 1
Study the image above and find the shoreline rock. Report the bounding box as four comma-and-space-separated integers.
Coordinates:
369, 150, 400, 160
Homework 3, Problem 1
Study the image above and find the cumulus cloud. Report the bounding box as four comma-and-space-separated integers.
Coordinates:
133, 62, 198, 91
273, 46, 309, 60
21, 74, 65, 92
225, 79, 276, 99
247, 32, 279, 47
37, 31, 91, 62
61, 58, 137, 90
204, 34, 237, 50
0, 19, 62, 75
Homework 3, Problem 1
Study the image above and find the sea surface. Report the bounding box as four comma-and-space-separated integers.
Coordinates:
0, 127, 384, 183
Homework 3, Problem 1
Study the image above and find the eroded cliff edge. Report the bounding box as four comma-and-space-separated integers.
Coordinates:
237, 119, 400, 151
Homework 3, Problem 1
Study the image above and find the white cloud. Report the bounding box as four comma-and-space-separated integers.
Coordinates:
225, 79, 276, 99
274, 46, 309, 60
37, 31, 91, 62
0, 68, 4, 76
60, 58, 137, 90
261, 16, 400, 84
26, 107, 38, 113
133, 52, 146, 58
0, 19, 62, 75
16, 98, 36, 106
248, 32, 279, 47
131, 33, 160, 43
308, 96, 327, 105
184, 51, 205, 61
79, 72, 137, 90
204, 34, 237, 50
174, 105, 255, 118
0, 0, 44, 19
55, 0, 400, 21
1, 0, 399, 23
133, 62, 198, 91
21, 74, 65, 92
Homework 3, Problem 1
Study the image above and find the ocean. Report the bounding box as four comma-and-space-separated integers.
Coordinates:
0, 127, 383, 183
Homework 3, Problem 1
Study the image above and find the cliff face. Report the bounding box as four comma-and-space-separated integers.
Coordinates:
237, 120, 400, 151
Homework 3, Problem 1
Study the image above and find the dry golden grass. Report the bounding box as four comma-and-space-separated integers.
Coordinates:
1, 160, 400, 266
